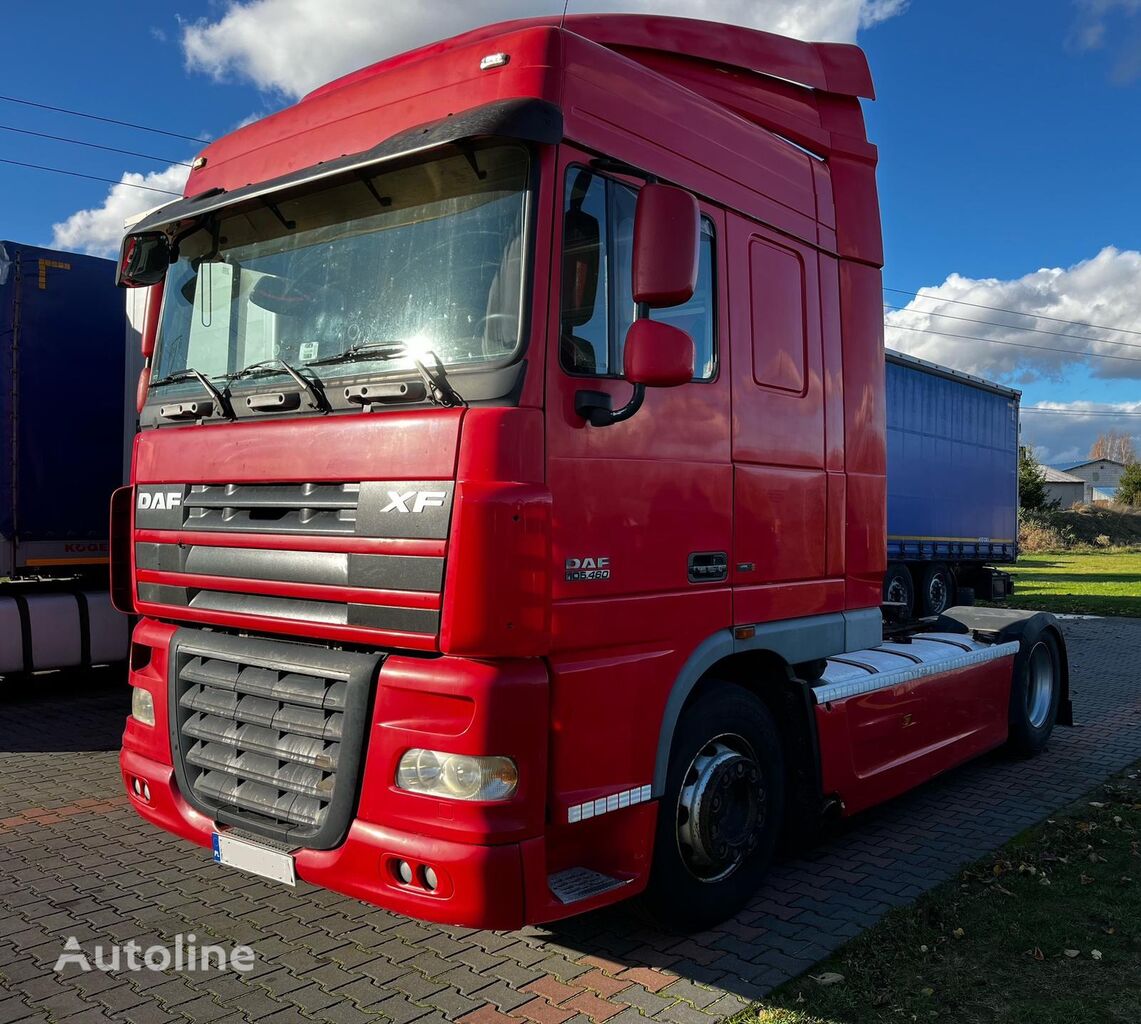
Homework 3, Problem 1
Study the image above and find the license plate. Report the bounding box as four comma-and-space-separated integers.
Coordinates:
212, 832, 296, 886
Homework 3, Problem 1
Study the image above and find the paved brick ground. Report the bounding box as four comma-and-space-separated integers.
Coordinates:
1, 616, 1139, 1024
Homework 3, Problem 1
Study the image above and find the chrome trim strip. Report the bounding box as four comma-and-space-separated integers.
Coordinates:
814, 640, 1020, 704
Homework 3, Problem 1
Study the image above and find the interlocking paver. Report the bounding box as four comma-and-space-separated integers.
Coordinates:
1, 618, 1138, 1023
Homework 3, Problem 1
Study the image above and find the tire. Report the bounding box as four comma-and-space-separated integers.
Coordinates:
883, 563, 915, 621
644, 683, 784, 931
918, 562, 955, 617
1008, 630, 1062, 756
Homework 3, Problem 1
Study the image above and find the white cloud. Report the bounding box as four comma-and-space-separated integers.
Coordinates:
884, 247, 1141, 383
1070, 0, 1141, 82
181, 0, 907, 99
50, 164, 191, 258
1020, 401, 1141, 467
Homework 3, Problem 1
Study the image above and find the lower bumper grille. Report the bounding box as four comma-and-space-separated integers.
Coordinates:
169, 628, 380, 849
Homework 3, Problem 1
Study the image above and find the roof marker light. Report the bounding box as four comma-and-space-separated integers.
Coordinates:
191, 155, 207, 170
480, 52, 510, 71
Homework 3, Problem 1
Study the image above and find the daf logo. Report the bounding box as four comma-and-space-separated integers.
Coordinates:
381, 490, 448, 514
137, 491, 182, 511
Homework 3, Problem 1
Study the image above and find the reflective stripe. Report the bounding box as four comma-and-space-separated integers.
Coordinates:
566, 784, 652, 824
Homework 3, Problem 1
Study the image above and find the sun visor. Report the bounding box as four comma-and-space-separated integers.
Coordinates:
130, 98, 562, 234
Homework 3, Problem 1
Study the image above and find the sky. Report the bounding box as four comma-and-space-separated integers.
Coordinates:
2, 0, 1139, 465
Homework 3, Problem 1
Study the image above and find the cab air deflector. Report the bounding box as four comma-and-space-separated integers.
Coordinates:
130, 98, 563, 234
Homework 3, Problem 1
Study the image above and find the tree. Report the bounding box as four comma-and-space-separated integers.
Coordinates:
1119, 462, 1141, 507
1089, 431, 1137, 465
1018, 445, 1054, 513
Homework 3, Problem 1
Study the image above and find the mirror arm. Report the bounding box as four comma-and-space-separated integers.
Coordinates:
574, 383, 645, 428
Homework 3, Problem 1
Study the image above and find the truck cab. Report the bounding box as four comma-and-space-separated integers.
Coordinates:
116, 15, 1068, 930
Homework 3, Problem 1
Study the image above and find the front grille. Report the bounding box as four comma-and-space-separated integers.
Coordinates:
133, 479, 452, 643
169, 628, 380, 849
183, 483, 361, 535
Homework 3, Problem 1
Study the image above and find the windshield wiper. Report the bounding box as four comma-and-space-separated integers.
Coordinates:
305, 342, 409, 367
148, 367, 236, 420
304, 342, 465, 408
228, 358, 330, 412
412, 351, 465, 409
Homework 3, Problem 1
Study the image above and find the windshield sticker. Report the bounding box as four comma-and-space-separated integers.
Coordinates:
298, 341, 319, 361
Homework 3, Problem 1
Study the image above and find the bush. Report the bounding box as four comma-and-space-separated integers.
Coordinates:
1119, 462, 1141, 507
1018, 507, 1077, 551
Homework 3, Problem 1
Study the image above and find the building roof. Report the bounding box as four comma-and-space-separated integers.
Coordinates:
1064, 458, 1126, 472
1040, 466, 1084, 484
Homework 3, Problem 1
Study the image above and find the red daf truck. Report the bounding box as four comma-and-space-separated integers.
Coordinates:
113, 15, 1071, 930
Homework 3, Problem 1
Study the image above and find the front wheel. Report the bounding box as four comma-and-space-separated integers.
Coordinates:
643, 684, 784, 931
1008, 631, 1062, 756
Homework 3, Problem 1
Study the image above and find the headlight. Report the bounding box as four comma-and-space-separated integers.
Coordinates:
396, 749, 517, 802
131, 687, 155, 726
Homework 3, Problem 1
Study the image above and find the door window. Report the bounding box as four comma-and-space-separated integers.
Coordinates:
559, 167, 716, 380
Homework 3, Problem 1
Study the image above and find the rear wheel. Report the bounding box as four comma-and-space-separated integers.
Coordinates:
883, 563, 915, 621
919, 562, 955, 617
644, 683, 784, 931
1008, 631, 1062, 756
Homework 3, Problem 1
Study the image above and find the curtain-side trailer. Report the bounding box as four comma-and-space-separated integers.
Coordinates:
884, 348, 1019, 618
0, 241, 131, 676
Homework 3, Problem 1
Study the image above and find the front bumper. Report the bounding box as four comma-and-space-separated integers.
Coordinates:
121, 746, 528, 928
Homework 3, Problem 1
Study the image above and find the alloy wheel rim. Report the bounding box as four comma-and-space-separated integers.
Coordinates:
676, 734, 765, 883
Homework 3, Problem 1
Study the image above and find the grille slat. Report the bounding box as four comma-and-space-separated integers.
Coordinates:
171, 630, 378, 849
183, 712, 341, 769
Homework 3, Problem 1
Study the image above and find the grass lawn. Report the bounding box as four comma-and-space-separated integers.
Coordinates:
1004, 551, 1141, 618
737, 763, 1141, 1024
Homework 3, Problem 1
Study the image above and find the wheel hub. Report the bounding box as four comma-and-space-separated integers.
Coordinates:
676, 737, 765, 882
1026, 640, 1056, 729
928, 573, 947, 611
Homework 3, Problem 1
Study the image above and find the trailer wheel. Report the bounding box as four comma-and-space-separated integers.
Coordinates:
1008, 630, 1062, 756
644, 683, 784, 931
919, 562, 955, 617
883, 563, 914, 620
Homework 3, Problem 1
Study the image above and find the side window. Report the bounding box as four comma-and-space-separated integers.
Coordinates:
749, 237, 806, 394
559, 167, 716, 380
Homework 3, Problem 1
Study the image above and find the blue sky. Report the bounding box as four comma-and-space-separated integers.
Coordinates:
2, 0, 1139, 462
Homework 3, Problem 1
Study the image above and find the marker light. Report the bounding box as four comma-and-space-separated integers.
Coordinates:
479, 52, 510, 70
396, 749, 518, 802
131, 687, 155, 726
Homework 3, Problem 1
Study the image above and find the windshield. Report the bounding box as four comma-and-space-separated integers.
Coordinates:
151, 144, 530, 391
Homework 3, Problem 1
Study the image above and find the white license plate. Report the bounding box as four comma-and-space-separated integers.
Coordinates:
212, 832, 296, 886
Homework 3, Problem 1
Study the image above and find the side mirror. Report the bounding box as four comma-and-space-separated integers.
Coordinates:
632, 183, 699, 308
117, 232, 171, 288
624, 319, 694, 388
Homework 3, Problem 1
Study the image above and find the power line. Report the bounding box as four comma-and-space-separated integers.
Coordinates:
0, 94, 205, 144
0, 124, 191, 167
883, 321, 1141, 364
884, 285, 1141, 340
1021, 408, 1141, 419
883, 302, 1141, 353
0, 158, 182, 195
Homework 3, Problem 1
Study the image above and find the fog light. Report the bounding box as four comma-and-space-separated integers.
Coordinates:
421, 866, 438, 892
396, 750, 518, 802
396, 860, 413, 884
131, 687, 155, 726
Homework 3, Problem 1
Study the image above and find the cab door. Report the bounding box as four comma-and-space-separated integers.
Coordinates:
543, 147, 732, 807
728, 217, 839, 625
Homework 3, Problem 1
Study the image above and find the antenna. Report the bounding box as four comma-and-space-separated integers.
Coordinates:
560, 0, 571, 29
